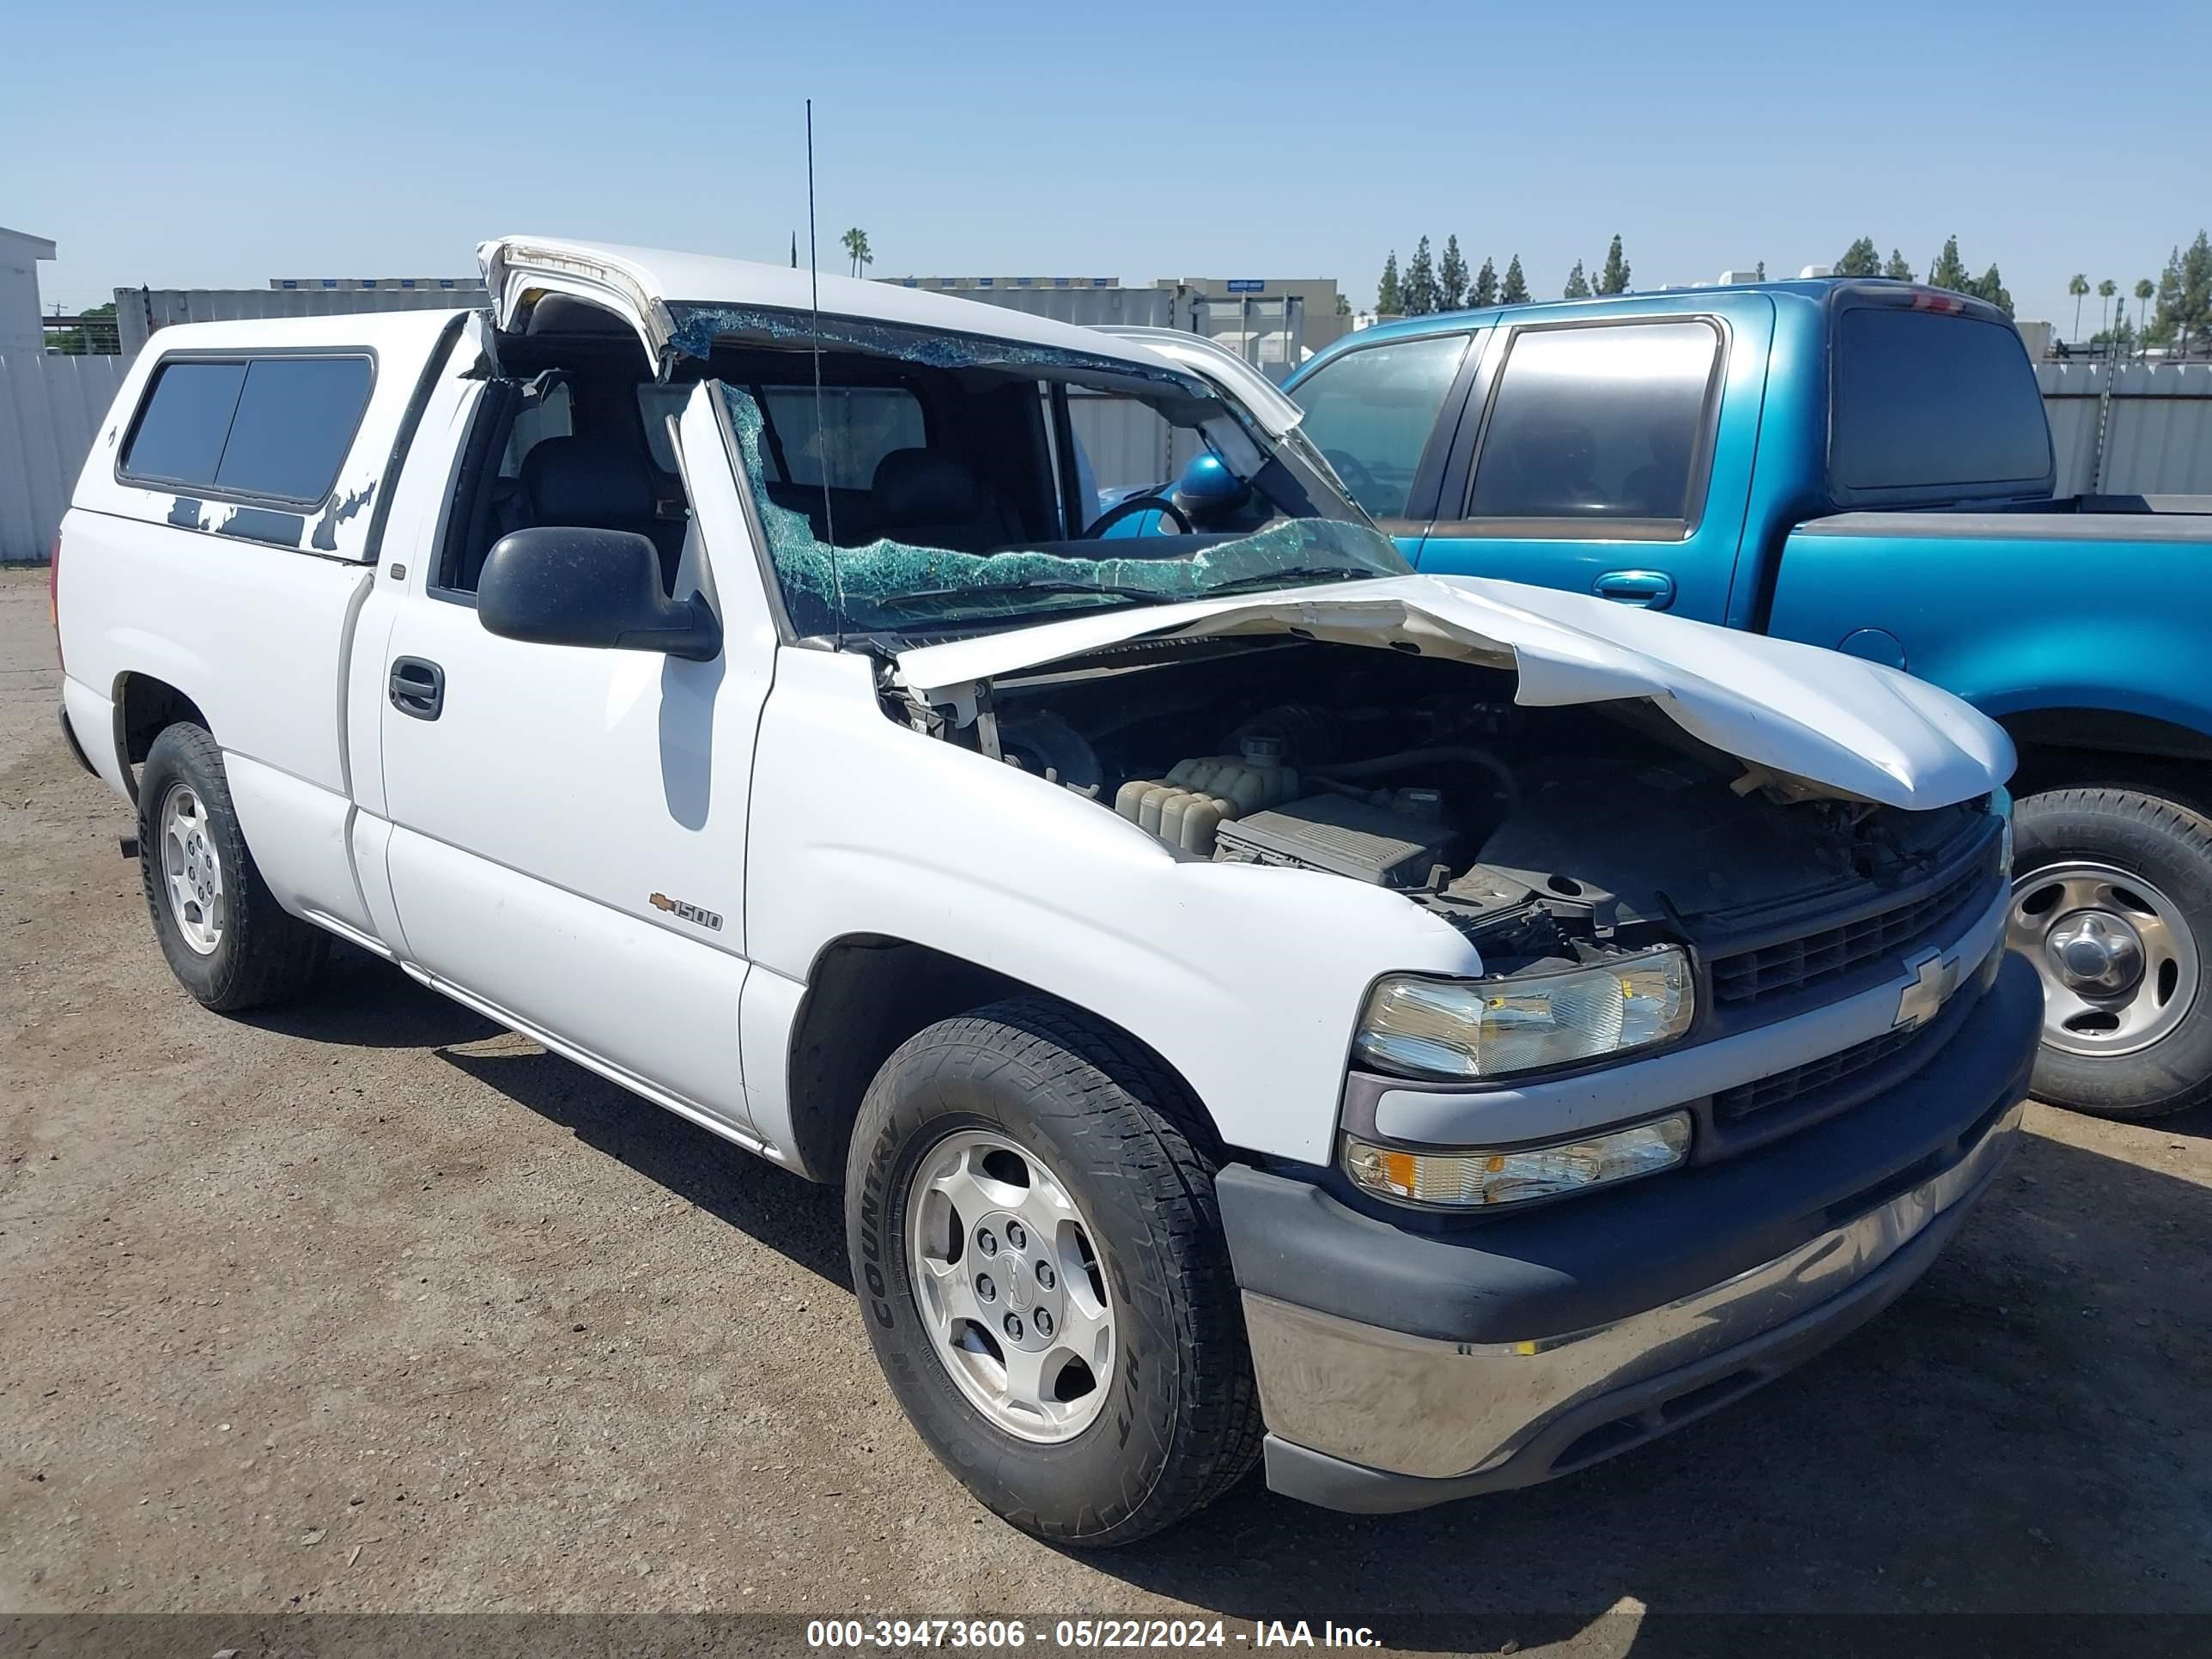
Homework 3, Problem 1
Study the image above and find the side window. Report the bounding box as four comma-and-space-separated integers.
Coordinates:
1290, 334, 1470, 520
214, 358, 375, 501
120, 362, 246, 487
1466, 321, 1719, 522
755, 386, 926, 489
121, 355, 373, 503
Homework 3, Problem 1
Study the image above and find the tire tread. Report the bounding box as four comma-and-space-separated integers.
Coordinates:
139, 723, 329, 1012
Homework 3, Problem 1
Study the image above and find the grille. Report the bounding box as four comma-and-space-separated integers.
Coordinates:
1712, 1023, 1930, 1121
1709, 849, 1996, 1007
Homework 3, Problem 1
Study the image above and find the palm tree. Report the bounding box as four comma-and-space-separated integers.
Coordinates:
840, 228, 873, 278
2135, 278, 2156, 357
2097, 278, 2117, 334
2067, 272, 2089, 338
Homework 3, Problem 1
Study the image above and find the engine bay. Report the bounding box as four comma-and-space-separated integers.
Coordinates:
900, 637, 1993, 973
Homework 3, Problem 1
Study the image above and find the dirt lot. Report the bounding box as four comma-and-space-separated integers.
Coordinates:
2, 566, 2207, 1651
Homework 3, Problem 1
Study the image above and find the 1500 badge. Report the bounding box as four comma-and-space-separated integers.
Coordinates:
648, 892, 723, 932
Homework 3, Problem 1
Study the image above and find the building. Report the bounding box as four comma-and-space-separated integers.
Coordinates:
0, 226, 58, 359
879, 274, 1348, 380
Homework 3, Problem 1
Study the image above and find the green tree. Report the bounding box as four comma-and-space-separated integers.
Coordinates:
1499, 255, 1529, 304
2097, 277, 2118, 334
1884, 249, 1914, 281
1334, 293, 1351, 317
1754, 260, 1766, 281
840, 227, 872, 276
2148, 234, 2212, 354
1964, 264, 2013, 315
2067, 273, 2090, 337
1438, 234, 1468, 310
1563, 259, 1592, 299
1472, 257, 1498, 307
1404, 236, 1439, 315
1837, 236, 1882, 277
2134, 278, 2155, 356
2181, 230, 2212, 354
1927, 235, 1970, 293
1596, 234, 1631, 295
1376, 251, 1402, 316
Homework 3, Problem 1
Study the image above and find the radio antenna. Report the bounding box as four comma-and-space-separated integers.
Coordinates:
805, 98, 844, 648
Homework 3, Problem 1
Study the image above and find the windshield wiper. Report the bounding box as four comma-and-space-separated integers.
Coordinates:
892, 579, 1178, 613
1200, 567, 1383, 598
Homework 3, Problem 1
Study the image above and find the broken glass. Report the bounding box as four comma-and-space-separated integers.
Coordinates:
718, 386, 1409, 638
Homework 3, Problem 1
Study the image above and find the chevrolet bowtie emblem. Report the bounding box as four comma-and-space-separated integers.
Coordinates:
1895, 947, 1961, 1030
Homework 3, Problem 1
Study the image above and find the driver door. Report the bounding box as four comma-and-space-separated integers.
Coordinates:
372, 382, 775, 1132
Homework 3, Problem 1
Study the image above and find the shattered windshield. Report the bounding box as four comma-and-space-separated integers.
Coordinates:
711, 355, 1408, 638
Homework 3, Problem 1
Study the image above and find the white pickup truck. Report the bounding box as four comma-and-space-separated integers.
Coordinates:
54, 236, 2041, 1544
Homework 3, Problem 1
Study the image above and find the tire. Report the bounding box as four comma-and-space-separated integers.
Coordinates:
2011, 786, 2212, 1119
138, 722, 329, 1012
845, 995, 1263, 1546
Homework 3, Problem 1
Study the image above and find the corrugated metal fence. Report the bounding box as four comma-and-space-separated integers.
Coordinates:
0, 353, 128, 562
117, 284, 485, 359
2035, 362, 2212, 496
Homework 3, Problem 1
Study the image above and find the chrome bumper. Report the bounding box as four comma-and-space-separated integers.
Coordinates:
1245, 1097, 2022, 1488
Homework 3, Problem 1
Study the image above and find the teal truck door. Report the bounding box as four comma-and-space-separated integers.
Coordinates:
1411, 294, 1774, 624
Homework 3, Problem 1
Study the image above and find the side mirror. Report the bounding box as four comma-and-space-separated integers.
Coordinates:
477, 526, 720, 661
1170, 452, 1250, 516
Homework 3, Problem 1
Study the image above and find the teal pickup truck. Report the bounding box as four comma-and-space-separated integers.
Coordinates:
1283, 278, 2212, 1120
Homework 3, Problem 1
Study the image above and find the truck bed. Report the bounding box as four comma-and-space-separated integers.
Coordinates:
1794, 496, 2212, 546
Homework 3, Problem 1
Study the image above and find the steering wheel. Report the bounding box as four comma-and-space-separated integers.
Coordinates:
1322, 448, 1380, 502
1084, 493, 1193, 539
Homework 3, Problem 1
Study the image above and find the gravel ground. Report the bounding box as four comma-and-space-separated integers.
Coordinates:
3, 566, 2207, 1654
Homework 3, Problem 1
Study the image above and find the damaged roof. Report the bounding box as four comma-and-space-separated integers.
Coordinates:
478, 235, 1193, 376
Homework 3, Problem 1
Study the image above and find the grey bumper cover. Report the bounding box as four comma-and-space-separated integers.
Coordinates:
1223, 952, 2041, 1512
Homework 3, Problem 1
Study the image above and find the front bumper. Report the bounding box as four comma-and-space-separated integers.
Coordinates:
1219, 951, 2041, 1514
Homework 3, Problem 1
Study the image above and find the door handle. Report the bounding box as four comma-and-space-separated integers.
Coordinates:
1592, 569, 1676, 610
389, 656, 446, 720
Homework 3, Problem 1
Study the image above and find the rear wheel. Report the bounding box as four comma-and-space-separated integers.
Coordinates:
138, 723, 329, 1012
846, 996, 1262, 1545
2009, 787, 2212, 1119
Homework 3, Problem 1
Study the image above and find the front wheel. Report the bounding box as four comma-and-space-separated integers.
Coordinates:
845, 997, 1261, 1546
2008, 787, 2212, 1119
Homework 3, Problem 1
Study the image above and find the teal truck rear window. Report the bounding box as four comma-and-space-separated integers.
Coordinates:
1831, 309, 2050, 492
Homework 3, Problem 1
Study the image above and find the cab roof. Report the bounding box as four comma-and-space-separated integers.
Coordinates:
1316, 278, 2011, 366
478, 234, 1186, 374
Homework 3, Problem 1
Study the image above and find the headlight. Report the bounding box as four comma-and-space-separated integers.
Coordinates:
1344, 1114, 1692, 1209
1353, 947, 1695, 1081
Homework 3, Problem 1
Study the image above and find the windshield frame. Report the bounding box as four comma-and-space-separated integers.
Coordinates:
695, 319, 1403, 646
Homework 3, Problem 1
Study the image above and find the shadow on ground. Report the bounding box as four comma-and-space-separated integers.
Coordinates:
249, 957, 2210, 1650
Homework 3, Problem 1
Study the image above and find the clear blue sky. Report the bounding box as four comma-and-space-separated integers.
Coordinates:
7, 0, 2206, 337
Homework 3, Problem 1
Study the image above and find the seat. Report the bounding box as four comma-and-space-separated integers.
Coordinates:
868, 447, 1022, 552
520, 435, 684, 589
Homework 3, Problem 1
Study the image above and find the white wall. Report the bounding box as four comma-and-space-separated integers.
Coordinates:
2037, 362, 2212, 495
0, 232, 54, 361
0, 353, 129, 562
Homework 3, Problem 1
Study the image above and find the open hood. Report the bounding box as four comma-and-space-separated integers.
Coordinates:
891, 573, 2013, 811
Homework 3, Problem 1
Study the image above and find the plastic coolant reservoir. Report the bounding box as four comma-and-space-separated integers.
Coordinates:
1115, 738, 1299, 854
